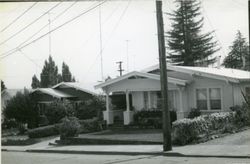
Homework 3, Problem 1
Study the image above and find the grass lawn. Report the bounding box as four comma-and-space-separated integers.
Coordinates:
78, 129, 163, 143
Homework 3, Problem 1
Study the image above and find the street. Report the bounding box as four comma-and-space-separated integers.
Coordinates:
2, 152, 250, 164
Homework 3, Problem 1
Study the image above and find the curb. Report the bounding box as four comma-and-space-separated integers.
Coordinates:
25, 149, 250, 159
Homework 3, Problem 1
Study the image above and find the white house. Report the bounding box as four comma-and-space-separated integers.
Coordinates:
95, 64, 250, 125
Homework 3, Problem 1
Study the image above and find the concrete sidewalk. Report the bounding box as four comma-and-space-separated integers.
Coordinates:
2, 143, 250, 158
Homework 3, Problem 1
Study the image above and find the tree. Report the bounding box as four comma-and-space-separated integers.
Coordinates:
62, 62, 73, 82
31, 75, 40, 89
222, 31, 250, 71
167, 0, 219, 66
40, 56, 60, 87
1, 80, 6, 91
3, 89, 39, 128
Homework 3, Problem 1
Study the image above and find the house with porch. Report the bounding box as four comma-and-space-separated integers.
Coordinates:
31, 82, 100, 114
95, 64, 250, 125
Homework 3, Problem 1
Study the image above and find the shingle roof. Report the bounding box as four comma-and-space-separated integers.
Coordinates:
142, 64, 250, 82
32, 88, 75, 98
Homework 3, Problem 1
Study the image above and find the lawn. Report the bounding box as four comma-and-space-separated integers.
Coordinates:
78, 129, 163, 143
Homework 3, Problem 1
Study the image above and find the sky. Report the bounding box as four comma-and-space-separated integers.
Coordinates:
0, 0, 248, 90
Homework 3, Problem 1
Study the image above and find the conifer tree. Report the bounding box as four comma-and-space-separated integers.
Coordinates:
62, 62, 73, 82
40, 56, 60, 87
167, 0, 219, 66
31, 75, 40, 89
1, 80, 6, 91
223, 31, 250, 71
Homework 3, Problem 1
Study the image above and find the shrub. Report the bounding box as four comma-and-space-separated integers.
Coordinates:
3, 89, 39, 129
172, 116, 209, 145
188, 108, 201, 119
134, 110, 177, 128
59, 117, 81, 140
172, 111, 236, 145
79, 118, 103, 133
28, 124, 59, 138
76, 96, 105, 120
230, 103, 250, 127
44, 100, 75, 125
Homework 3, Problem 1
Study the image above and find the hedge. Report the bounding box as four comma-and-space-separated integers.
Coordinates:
172, 112, 236, 145
28, 118, 103, 139
28, 124, 59, 138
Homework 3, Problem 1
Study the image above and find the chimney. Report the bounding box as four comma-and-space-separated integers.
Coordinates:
216, 56, 221, 68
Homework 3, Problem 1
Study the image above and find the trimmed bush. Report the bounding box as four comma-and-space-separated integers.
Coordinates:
28, 124, 59, 138
59, 117, 81, 140
172, 112, 236, 145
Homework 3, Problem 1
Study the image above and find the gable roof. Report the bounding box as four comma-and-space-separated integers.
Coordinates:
95, 71, 188, 89
32, 88, 74, 98
52, 82, 100, 95
142, 64, 250, 83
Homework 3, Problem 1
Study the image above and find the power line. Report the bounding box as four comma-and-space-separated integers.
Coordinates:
0, 2, 62, 46
200, 0, 226, 58
0, 0, 108, 60
0, 1, 78, 58
1, 2, 38, 33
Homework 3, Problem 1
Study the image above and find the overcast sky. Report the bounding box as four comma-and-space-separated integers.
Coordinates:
0, 0, 248, 90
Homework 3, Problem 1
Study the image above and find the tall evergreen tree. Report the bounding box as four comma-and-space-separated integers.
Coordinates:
1, 80, 6, 91
222, 31, 250, 71
167, 0, 219, 66
62, 62, 73, 82
31, 75, 40, 89
40, 56, 60, 87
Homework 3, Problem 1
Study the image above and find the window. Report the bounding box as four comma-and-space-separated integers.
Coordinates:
196, 88, 222, 110
196, 89, 208, 110
209, 88, 221, 110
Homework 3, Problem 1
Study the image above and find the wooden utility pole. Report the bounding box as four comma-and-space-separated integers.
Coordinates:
116, 61, 124, 76
156, 0, 172, 151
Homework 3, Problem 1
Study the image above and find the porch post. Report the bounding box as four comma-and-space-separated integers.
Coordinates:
103, 92, 113, 125
126, 90, 130, 111
124, 90, 134, 125
177, 88, 185, 119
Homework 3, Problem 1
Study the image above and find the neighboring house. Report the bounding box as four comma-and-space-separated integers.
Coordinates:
95, 64, 250, 125
31, 82, 100, 114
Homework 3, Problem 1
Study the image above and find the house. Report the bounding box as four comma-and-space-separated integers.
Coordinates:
95, 64, 250, 125
31, 82, 101, 113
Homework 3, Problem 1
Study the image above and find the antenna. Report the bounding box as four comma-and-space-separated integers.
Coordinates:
48, 13, 51, 56
99, 1, 104, 81
116, 61, 124, 76
126, 40, 130, 72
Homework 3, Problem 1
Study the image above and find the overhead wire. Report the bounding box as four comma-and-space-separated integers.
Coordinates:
0, 0, 108, 60
0, 2, 62, 46
0, 2, 38, 33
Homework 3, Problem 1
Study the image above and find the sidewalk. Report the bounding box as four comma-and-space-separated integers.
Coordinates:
2, 130, 250, 158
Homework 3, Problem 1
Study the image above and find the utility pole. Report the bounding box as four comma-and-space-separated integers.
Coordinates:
156, 0, 172, 151
116, 61, 124, 76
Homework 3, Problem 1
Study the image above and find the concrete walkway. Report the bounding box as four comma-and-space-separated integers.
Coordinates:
2, 130, 250, 158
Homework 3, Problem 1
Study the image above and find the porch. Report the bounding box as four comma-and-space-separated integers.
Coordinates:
95, 71, 189, 125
